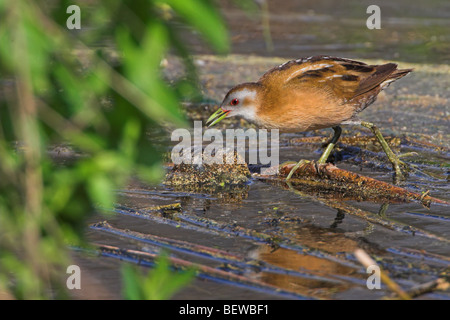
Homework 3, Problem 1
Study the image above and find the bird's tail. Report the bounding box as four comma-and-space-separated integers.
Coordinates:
381, 67, 413, 89
389, 68, 413, 80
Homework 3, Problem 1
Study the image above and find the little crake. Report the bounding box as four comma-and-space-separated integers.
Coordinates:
207, 55, 413, 181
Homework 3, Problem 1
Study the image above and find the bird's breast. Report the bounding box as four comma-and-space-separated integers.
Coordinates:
255, 87, 355, 132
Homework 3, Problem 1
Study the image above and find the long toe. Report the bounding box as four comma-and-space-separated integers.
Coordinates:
392, 158, 412, 182
286, 159, 310, 181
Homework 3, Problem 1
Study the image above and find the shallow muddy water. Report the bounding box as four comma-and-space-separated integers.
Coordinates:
74, 1, 449, 300
190, 0, 450, 65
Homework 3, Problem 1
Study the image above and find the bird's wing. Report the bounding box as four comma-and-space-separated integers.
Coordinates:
260, 56, 409, 105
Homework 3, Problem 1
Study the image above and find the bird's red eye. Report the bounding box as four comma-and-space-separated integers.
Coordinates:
230, 98, 239, 106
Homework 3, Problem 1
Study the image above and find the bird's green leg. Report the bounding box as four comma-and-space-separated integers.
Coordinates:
286, 126, 341, 181
360, 121, 409, 180
318, 126, 342, 164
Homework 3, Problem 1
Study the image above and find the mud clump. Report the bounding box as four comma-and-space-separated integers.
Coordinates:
164, 149, 251, 188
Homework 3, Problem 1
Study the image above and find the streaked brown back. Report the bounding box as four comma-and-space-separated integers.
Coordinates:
259, 56, 412, 111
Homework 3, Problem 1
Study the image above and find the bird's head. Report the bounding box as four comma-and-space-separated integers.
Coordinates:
206, 82, 262, 127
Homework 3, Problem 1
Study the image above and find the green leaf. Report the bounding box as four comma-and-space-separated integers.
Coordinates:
121, 264, 143, 300
87, 174, 115, 208
121, 253, 195, 300
160, 0, 229, 53
115, 24, 186, 127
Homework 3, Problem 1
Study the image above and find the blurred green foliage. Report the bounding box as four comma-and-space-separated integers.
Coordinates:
122, 254, 196, 300
0, 0, 229, 299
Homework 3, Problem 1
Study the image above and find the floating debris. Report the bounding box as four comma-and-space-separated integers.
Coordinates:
268, 161, 449, 207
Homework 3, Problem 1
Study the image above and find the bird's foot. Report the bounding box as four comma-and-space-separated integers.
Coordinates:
387, 152, 413, 183
397, 152, 419, 159
285, 159, 311, 181
396, 152, 421, 182
360, 121, 416, 183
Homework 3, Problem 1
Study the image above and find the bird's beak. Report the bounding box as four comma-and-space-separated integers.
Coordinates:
206, 107, 230, 127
